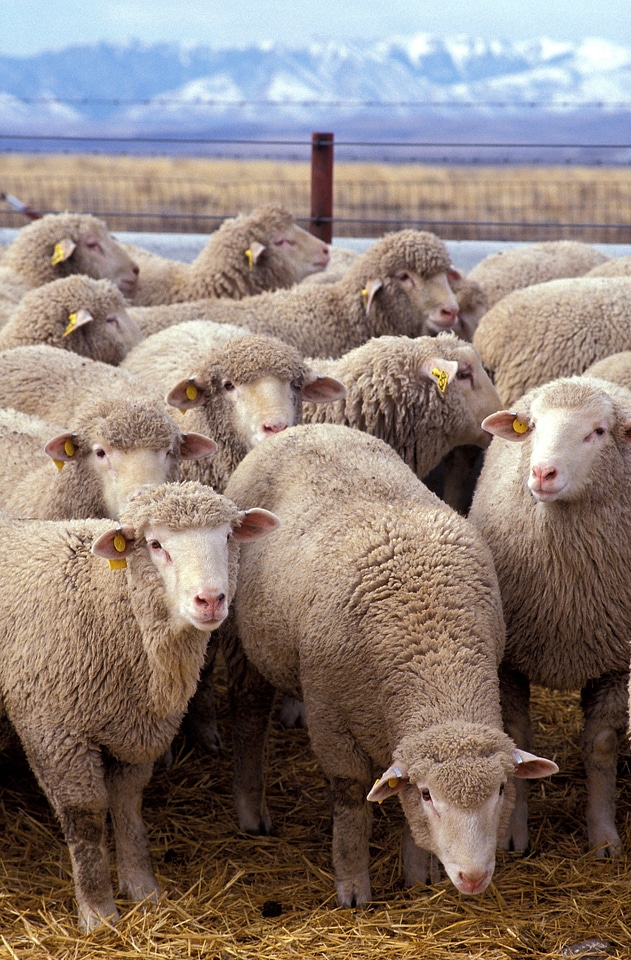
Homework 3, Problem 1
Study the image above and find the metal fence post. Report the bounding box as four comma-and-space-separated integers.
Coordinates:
310, 132, 334, 243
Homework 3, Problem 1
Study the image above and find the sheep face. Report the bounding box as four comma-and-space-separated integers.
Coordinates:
265, 220, 330, 282
56, 222, 139, 295
481, 377, 631, 503
66, 299, 144, 363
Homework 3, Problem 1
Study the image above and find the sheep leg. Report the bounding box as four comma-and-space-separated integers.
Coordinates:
106, 759, 161, 904
402, 822, 442, 886
184, 641, 224, 754
581, 671, 628, 858
498, 664, 531, 852
23, 738, 118, 932
224, 629, 275, 835
330, 776, 372, 907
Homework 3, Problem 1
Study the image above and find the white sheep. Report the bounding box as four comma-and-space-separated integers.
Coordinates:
472, 276, 631, 406
0, 211, 139, 321
301, 332, 501, 480
468, 375, 631, 858
216, 423, 557, 906
129, 333, 346, 493
0, 481, 279, 931
0, 398, 216, 520
0, 275, 144, 364
124, 204, 330, 306
583, 350, 631, 390
585, 255, 631, 278
467, 240, 609, 309
124, 229, 461, 355
0, 345, 153, 424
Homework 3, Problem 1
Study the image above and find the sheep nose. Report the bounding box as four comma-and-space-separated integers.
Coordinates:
440, 307, 458, 326
262, 421, 288, 435
194, 592, 227, 620
532, 464, 557, 485
457, 871, 489, 895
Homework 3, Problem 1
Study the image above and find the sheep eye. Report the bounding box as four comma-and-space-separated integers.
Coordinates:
105, 314, 120, 326
85, 239, 103, 252
94, 448, 106, 459
594, 427, 606, 437
421, 788, 431, 802
223, 380, 235, 392
456, 365, 473, 382
148, 540, 162, 550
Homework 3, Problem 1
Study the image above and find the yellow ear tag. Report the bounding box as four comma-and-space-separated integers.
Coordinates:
108, 531, 128, 570
63, 312, 79, 337
63, 439, 75, 457
361, 288, 368, 306
245, 248, 254, 271
372, 778, 384, 805
512, 417, 529, 434
185, 383, 198, 401
387, 777, 399, 789
432, 367, 449, 393
52, 459, 65, 471
51, 243, 66, 266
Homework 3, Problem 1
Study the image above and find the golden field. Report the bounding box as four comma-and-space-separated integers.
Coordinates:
1, 153, 631, 241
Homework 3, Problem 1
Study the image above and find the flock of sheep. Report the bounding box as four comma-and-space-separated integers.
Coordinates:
1, 204, 631, 934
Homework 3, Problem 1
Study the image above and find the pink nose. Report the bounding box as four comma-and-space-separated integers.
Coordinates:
194, 592, 226, 621
262, 421, 288, 435
439, 307, 458, 327
531, 464, 557, 487
458, 871, 490, 895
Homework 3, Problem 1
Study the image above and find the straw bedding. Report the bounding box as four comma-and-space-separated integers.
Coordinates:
0, 659, 629, 959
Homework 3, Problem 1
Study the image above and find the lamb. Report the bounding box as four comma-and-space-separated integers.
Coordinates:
0, 397, 216, 520
124, 204, 330, 306
472, 276, 631, 406
125, 229, 461, 356
468, 375, 631, 859
0, 481, 279, 930
0, 275, 144, 364
467, 240, 609, 309
217, 423, 557, 907
301, 332, 501, 480
0, 345, 154, 424
126, 333, 347, 493
0, 211, 139, 320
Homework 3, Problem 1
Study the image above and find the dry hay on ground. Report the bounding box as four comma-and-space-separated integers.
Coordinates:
0, 671, 629, 960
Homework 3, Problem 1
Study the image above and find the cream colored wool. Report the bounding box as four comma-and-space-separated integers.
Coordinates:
585, 255, 631, 277
126, 229, 458, 356
468, 240, 609, 309
0, 275, 143, 364
0, 211, 139, 320
472, 276, 631, 406
125, 204, 329, 306
584, 350, 631, 390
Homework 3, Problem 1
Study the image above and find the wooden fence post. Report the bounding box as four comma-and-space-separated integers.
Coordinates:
310, 132, 334, 243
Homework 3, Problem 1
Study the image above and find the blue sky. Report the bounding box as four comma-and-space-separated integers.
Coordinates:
2, 0, 631, 56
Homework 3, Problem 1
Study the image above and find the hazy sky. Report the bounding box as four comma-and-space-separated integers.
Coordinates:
3, 0, 631, 57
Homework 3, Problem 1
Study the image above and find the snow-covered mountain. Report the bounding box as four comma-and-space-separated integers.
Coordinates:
2, 35, 630, 160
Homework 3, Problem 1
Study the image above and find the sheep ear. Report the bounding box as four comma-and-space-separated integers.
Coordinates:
245, 240, 266, 269
420, 358, 458, 393
513, 749, 559, 779
166, 378, 207, 413
482, 410, 531, 441
63, 308, 94, 337
44, 432, 78, 471
301, 372, 347, 404
91, 525, 135, 570
179, 432, 217, 460
232, 508, 281, 542
362, 278, 383, 315
367, 762, 410, 802
448, 267, 463, 285
51, 237, 76, 265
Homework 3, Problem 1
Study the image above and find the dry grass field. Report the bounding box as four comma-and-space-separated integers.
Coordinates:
0, 666, 629, 960
1, 153, 631, 241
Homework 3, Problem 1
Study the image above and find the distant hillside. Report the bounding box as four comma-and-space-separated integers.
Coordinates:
1, 35, 630, 161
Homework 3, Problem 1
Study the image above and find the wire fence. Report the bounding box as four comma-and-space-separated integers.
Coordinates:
2, 139, 631, 242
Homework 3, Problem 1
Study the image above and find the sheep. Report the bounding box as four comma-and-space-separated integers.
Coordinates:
583, 350, 631, 390
445, 271, 488, 341
125, 229, 461, 356
468, 375, 631, 859
301, 332, 501, 480
128, 333, 347, 494
0, 481, 280, 930
299, 244, 361, 285
467, 240, 609, 309
0, 345, 154, 424
472, 276, 631, 406
0, 397, 217, 520
215, 423, 557, 907
124, 204, 330, 306
0, 211, 139, 320
0, 275, 144, 364
585, 255, 631, 278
